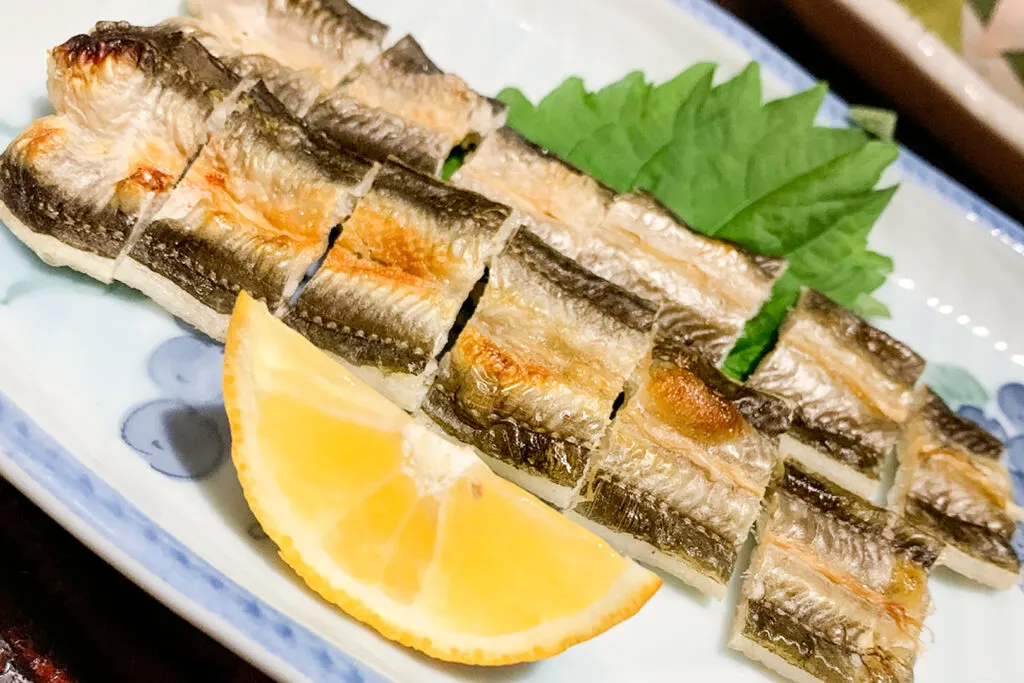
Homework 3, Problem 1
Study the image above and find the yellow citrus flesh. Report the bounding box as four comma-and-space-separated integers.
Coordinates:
223, 293, 661, 665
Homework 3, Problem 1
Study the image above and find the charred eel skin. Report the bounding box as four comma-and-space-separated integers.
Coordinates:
424, 228, 656, 494
285, 161, 514, 376
0, 22, 238, 263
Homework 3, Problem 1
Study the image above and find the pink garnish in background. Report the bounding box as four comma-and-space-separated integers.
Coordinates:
978, 0, 1024, 57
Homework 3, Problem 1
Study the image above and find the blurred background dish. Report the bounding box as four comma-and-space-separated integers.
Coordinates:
783, 0, 1024, 214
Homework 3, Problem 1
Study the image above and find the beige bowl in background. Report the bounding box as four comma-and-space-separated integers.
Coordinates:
784, 0, 1024, 213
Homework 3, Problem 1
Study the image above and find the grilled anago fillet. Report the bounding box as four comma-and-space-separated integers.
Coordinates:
172, 18, 325, 116
575, 190, 786, 364
117, 84, 375, 341
423, 229, 656, 507
0, 22, 239, 283
0, 118, 158, 284
451, 127, 614, 253
283, 162, 518, 411
187, 0, 387, 98
566, 337, 791, 597
892, 388, 1023, 588
747, 290, 925, 500
305, 35, 506, 177
47, 22, 240, 140
731, 460, 941, 683
454, 142, 784, 364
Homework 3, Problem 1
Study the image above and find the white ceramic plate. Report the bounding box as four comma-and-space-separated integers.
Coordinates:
1, 1, 1023, 681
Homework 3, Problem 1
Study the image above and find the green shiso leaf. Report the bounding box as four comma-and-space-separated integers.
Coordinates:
849, 105, 898, 141
500, 64, 899, 378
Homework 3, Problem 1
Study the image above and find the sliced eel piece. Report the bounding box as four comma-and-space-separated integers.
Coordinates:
221, 53, 322, 116
747, 290, 926, 500
117, 84, 375, 341
0, 23, 240, 283
731, 459, 941, 683
422, 229, 656, 507
305, 35, 506, 176
187, 0, 387, 94
892, 388, 1022, 588
171, 18, 324, 116
47, 21, 240, 135
566, 336, 791, 597
0, 117, 164, 283
451, 127, 614, 251
282, 162, 518, 411
576, 190, 786, 364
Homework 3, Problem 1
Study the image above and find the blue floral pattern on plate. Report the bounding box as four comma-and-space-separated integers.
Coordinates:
122, 332, 229, 480
957, 383, 1024, 560
0, 391, 385, 683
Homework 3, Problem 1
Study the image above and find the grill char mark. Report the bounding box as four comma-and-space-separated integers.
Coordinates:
54, 22, 240, 104
0, 22, 240, 272
565, 335, 786, 593
652, 338, 791, 436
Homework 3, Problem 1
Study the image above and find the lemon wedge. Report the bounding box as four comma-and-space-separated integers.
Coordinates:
223, 292, 660, 665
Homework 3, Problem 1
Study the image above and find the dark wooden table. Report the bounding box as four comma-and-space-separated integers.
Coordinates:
1, 2, 1019, 682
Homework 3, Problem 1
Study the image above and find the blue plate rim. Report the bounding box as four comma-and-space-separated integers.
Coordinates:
0, 391, 390, 683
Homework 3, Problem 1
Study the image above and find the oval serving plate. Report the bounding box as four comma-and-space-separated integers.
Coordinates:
1, 0, 1023, 681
